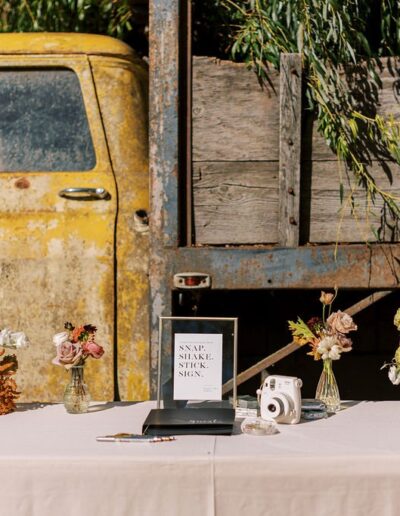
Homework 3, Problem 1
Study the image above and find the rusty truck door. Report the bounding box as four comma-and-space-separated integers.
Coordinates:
0, 55, 116, 401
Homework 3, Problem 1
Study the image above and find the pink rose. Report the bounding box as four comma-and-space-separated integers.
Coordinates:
82, 341, 104, 359
327, 311, 357, 334
336, 333, 353, 353
52, 342, 83, 369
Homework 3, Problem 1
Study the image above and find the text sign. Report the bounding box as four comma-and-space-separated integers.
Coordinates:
173, 333, 223, 400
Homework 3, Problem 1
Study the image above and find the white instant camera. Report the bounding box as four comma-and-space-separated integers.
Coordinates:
257, 375, 303, 424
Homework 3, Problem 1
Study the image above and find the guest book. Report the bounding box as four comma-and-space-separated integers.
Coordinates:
142, 407, 236, 436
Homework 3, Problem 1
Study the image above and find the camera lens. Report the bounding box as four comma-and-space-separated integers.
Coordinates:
264, 394, 292, 420
265, 397, 283, 418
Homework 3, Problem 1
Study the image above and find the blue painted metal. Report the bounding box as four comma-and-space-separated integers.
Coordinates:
149, 0, 180, 249
163, 245, 400, 289
149, 0, 180, 396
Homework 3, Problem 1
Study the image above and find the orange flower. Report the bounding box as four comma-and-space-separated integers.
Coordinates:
319, 291, 335, 305
71, 325, 85, 342
305, 338, 323, 360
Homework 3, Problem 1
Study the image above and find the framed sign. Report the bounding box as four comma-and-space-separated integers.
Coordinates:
157, 317, 238, 409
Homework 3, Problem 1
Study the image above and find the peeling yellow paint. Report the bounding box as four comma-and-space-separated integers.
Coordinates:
91, 56, 150, 401
0, 34, 149, 402
0, 33, 137, 60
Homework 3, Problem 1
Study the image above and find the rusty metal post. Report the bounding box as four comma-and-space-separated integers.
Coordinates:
149, 0, 180, 395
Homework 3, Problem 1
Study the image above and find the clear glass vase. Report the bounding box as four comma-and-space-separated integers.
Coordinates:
315, 358, 341, 413
63, 365, 90, 414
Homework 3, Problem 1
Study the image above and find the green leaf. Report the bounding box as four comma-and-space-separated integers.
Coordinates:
288, 317, 316, 341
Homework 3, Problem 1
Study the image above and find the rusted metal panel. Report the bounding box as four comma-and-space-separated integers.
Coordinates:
163, 245, 400, 289
149, 0, 180, 395
149, 0, 180, 249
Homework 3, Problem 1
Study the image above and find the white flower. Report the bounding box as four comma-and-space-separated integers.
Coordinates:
10, 331, 29, 348
0, 328, 12, 347
53, 331, 69, 346
0, 328, 29, 349
388, 365, 400, 385
317, 336, 342, 360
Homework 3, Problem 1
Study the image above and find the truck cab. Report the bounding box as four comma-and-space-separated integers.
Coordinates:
0, 33, 149, 401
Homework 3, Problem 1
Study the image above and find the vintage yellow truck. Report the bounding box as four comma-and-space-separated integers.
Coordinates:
0, 33, 149, 401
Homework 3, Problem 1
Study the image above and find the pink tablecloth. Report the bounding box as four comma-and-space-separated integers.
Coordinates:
1, 401, 400, 516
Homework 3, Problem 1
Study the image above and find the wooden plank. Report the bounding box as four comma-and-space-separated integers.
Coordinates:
303, 161, 400, 242
193, 56, 400, 163
193, 161, 279, 244
307, 161, 400, 189
192, 159, 400, 245
278, 53, 302, 246
306, 57, 400, 161
222, 342, 298, 394
222, 289, 394, 393
192, 56, 400, 245
346, 290, 394, 316
192, 57, 280, 161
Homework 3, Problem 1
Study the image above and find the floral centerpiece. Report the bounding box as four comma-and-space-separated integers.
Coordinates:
0, 328, 29, 415
382, 309, 400, 385
288, 290, 357, 412
53, 322, 104, 413
53, 322, 104, 368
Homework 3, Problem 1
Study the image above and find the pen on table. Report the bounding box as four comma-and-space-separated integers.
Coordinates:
96, 433, 176, 443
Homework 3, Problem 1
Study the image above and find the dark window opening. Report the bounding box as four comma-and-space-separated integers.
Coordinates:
0, 68, 96, 172
173, 289, 400, 401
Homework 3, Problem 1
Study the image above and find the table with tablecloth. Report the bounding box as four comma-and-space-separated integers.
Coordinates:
1, 400, 400, 516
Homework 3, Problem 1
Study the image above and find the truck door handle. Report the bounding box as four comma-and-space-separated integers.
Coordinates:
58, 187, 110, 200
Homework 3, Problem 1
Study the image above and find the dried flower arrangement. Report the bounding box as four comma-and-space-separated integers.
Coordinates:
52, 322, 104, 369
0, 329, 29, 415
288, 290, 357, 412
288, 290, 357, 361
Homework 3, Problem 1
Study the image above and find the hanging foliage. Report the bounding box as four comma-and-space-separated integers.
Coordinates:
220, 0, 400, 240
0, 0, 135, 39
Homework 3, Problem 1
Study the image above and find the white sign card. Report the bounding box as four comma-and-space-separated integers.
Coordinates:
173, 333, 223, 400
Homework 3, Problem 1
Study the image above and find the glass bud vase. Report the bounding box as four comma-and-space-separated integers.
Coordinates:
63, 365, 90, 414
315, 358, 340, 413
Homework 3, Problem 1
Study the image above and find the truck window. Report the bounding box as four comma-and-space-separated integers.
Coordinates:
0, 68, 96, 172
